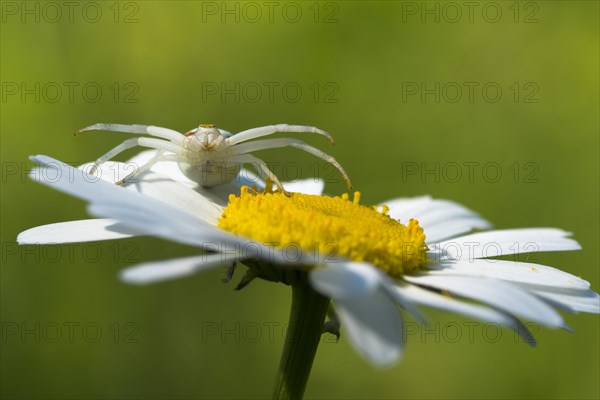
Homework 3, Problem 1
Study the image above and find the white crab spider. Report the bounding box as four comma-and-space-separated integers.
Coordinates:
75, 123, 352, 194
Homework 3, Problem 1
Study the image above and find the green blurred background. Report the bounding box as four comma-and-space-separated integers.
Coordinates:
1, 1, 598, 399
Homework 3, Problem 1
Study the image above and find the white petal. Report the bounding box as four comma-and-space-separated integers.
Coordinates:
309, 264, 405, 366
404, 274, 566, 328
86, 203, 297, 266
383, 196, 433, 219
424, 216, 492, 244
383, 196, 492, 242
427, 259, 590, 290
384, 196, 481, 224
29, 156, 265, 258
120, 253, 239, 285
17, 219, 141, 244
282, 179, 325, 195
309, 262, 381, 300
433, 228, 581, 261
394, 282, 537, 346
31, 156, 219, 234
31, 156, 199, 223
86, 203, 221, 248
78, 160, 138, 184
401, 199, 484, 227
396, 282, 514, 325
334, 288, 403, 366
79, 161, 222, 225
519, 285, 600, 314
378, 277, 427, 323
122, 171, 222, 225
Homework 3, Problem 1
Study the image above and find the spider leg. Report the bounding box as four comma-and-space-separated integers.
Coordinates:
229, 154, 289, 195
229, 138, 353, 190
89, 137, 182, 175
75, 123, 186, 145
225, 124, 334, 146
288, 142, 353, 190
116, 152, 180, 185
229, 138, 304, 155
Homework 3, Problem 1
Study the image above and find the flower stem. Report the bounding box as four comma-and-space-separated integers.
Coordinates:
272, 281, 330, 400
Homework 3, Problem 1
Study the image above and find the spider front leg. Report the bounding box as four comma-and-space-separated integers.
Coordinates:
230, 138, 353, 189
288, 142, 353, 189
225, 124, 334, 146
87, 137, 182, 175
75, 123, 186, 145
230, 154, 289, 195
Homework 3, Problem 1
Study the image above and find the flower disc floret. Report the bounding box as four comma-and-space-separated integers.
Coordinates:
218, 187, 428, 276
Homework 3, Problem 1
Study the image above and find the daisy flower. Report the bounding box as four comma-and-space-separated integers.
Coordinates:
19, 152, 599, 398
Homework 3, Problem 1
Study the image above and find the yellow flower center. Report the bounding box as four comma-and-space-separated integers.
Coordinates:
218, 187, 428, 277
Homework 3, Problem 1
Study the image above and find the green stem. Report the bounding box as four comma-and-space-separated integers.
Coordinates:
272, 281, 330, 400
